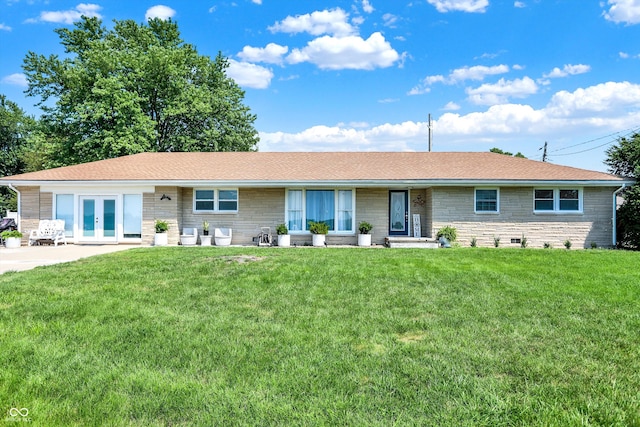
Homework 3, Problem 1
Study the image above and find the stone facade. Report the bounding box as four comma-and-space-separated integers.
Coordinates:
11, 184, 619, 248
431, 186, 617, 248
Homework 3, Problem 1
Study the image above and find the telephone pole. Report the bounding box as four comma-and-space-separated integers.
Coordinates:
541, 141, 548, 162
428, 114, 432, 152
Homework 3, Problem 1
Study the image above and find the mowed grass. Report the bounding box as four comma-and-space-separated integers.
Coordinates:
1, 247, 639, 426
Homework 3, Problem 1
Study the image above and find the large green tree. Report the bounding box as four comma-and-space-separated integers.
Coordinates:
605, 133, 640, 250
0, 94, 35, 214
23, 17, 258, 167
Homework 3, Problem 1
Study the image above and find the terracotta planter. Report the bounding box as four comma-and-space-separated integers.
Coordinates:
358, 234, 372, 247
312, 234, 326, 247
277, 234, 290, 247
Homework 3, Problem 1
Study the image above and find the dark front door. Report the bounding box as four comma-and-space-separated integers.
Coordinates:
389, 190, 409, 236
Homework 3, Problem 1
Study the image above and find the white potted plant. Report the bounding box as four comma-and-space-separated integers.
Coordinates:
1, 230, 23, 249
200, 221, 212, 246
357, 221, 373, 247
308, 221, 329, 247
154, 220, 169, 246
276, 223, 290, 247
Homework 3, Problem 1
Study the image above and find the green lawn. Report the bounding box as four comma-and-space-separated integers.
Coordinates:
1, 247, 639, 426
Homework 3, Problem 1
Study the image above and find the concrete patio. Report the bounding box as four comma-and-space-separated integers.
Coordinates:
0, 244, 135, 274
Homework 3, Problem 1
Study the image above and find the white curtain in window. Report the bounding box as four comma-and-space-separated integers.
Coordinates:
337, 190, 353, 231
306, 190, 335, 229
287, 190, 303, 231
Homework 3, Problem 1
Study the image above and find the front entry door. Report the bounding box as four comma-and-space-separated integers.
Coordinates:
389, 190, 409, 236
80, 196, 117, 242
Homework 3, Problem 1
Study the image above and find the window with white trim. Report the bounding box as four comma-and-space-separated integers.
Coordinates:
193, 189, 238, 212
286, 189, 354, 233
534, 188, 582, 213
55, 194, 74, 237
475, 188, 499, 213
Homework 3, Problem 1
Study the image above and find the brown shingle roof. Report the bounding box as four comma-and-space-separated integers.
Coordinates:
0, 152, 628, 184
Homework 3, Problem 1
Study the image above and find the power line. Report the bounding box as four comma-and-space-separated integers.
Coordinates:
550, 126, 640, 154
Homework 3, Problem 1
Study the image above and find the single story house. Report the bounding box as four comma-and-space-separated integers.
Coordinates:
0, 151, 634, 248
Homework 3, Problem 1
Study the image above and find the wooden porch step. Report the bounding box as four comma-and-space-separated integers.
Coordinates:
385, 236, 439, 249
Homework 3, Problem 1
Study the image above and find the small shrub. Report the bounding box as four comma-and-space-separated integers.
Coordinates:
543, 242, 552, 249
155, 220, 169, 233
470, 237, 477, 247
276, 223, 288, 235
564, 239, 572, 250
520, 235, 528, 248
308, 221, 329, 235
358, 221, 373, 234
590, 241, 598, 249
493, 236, 500, 248
436, 226, 457, 242
1, 230, 22, 239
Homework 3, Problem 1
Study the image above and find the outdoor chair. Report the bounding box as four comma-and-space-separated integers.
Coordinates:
214, 228, 232, 246
180, 228, 198, 246
29, 219, 67, 246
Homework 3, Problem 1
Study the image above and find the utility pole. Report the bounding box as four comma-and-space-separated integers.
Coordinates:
428, 114, 432, 152
540, 141, 548, 162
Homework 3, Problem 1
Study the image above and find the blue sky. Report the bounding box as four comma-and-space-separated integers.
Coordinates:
1, 0, 640, 172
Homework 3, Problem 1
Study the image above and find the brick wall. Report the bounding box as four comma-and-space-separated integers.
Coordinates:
431, 186, 617, 248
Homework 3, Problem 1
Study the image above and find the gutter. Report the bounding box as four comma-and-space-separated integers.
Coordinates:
7, 184, 21, 232
612, 184, 627, 247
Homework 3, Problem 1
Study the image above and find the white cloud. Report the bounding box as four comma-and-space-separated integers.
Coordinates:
226, 60, 273, 89
145, 5, 176, 21
514, 1, 525, 8
546, 81, 640, 116
409, 64, 509, 95
238, 43, 289, 64
259, 81, 640, 167
27, 3, 102, 24
427, 0, 489, 13
286, 32, 400, 70
382, 13, 399, 27
1, 73, 28, 86
0, 23, 12, 31
620, 51, 630, 58
542, 64, 591, 78
252, 0, 262, 4
603, 0, 640, 24
443, 101, 461, 111
466, 77, 538, 105
362, 0, 375, 13
269, 8, 355, 37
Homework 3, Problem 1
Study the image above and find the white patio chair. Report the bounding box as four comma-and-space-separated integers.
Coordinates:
214, 228, 232, 246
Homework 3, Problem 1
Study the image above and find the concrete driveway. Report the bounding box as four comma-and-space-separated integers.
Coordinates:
0, 244, 136, 274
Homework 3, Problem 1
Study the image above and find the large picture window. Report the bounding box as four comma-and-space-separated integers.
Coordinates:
194, 189, 238, 213
475, 188, 499, 213
123, 194, 142, 238
55, 194, 74, 237
286, 189, 354, 233
534, 189, 582, 213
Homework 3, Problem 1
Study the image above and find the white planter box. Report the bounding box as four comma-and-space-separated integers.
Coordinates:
154, 233, 168, 246
277, 234, 290, 247
312, 234, 326, 247
358, 234, 372, 247
200, 235, 212, 246
4, 237, 21, 249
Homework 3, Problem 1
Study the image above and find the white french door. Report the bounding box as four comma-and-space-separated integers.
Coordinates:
79, 196, 117, 242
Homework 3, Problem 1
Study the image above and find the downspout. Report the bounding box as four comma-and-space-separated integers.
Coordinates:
612, 184, 627, 248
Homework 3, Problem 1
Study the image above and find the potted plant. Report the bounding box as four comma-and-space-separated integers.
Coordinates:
154, 220, 169, 246
200, 221, 212, 245
358, 221, 373, 247
308, 221, 329, 247
276, 223, 290, 247
1, 230, 23, 249
437, 225, 457, 248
